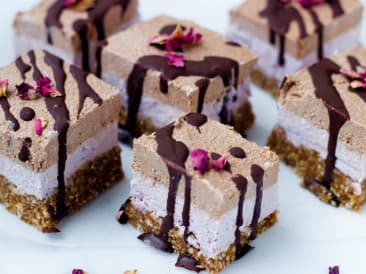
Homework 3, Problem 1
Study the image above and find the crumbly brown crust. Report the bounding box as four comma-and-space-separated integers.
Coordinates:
118, 101, 255, 137
0, 147, 123, 231
251, 69, 280, 98
267, 127, 366, 210
125, 202, 277, 274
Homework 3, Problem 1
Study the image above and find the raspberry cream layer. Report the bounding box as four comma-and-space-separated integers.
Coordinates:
229, 0, 363, 83
129, 113, 279, 261
13, 0, 138, 75
102, 16, 257, 136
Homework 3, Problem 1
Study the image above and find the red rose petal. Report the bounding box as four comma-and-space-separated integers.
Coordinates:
16, 82, 35, 100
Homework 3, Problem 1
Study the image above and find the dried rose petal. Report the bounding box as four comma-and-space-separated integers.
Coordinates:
0, 79, 9, 97
33, 118, 48, 136
16, 82, 36, 100
165, 53, 185, 68
297, 0, 324, 7
72, 269, 84, 274
36, 77, 61, 98
64, 0, 95, 11
190, 149, 209, 175
340, 67, 362, 79
350, 80, 366, 89
124, 270, 138, 274
211, 155, 228, 172
149, 25, 202, 52
329, 266, 340, 274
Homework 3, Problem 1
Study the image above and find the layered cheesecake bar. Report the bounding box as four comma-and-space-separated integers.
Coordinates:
228, 0, 363, 97
268, 46, 366, 210
118, 113, 279, 273
13, 0, 138, 77
102, 16, 257, 139
0, 49, 123, 232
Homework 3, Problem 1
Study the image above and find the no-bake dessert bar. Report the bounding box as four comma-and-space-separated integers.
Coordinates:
13, 0, 138, 76
101, 16, 257, 139
268, 46, 366, 210
228, 0, 363, 97
118, 113, 279, 273
0, 49, 123, 231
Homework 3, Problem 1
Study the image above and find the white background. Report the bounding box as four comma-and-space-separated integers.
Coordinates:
1, 1, 366, 274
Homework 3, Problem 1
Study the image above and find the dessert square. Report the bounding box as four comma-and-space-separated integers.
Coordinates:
102, 16, 257, 140
13, 0, 138, 77
228, 0, 363, 97
118, 113, 279, 273
268, 46, 366, 210
0, 49, 123, 232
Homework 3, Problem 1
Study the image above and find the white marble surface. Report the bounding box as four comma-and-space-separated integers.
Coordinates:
1, 1, 366, 274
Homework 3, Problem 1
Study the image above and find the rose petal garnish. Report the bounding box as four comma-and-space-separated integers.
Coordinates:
72, 269, 84, 274
165, 53, 185, 68
279, 0, 324, 6
124, 270, 138, 274
0, 80, 9, 97
190, 149, 209, 175
149, 25, 202, 52
63, 0, 95, 11
329, 266, 340, 274
211, 155, 228, 172
36, 77, 61, 98
350, 80, 366, 89
340, 67, 362, 79
33, 118, 48, 136
16, 82, 36, 100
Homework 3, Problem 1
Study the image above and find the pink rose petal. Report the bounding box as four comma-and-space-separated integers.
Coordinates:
33, 118, 43, 136
16, 82, 35, 100
63, 0, 78, 7
329, 266, 340, 274
297, 0, 324, 7
340, 67, 362, 79
164, 53, 185, 68
36, 77, 60, 97
0, 79, 9, 97
190, 149, 209, 175
210, 155, 228, 172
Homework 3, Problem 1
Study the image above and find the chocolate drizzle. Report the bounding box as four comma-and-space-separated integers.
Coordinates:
0, 97, 20, 131
15, 56, 31, 80
184, 113, 208, 128
230, 147, 246, 159
305, 58, 349, 205
260, 0, 344, 66
45, 0, 131, 76
232, 174, 249, 258
249, 165, 264, 240
18, 138, 32, 162
20, 107, 35, 121
126, 55, 239, 136
69, 65, 102, 117
176, 254, 204, 273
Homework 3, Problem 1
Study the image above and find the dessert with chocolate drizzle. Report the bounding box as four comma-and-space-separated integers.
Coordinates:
13, 0, 138, 77
0, 49, 123, 232
268, 46, 366, 210
228, 0, 363, 97
117, 113, 279, 273
101, 16, 257, 141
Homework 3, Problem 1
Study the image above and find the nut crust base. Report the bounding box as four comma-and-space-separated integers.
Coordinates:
0, 147, 123, 231
251, 69, 280, 98
267, 127, 366, 210
125, 201, 277, 274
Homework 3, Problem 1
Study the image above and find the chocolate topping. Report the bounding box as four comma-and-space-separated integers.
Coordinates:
226, 41, 241, 47
195, 78, 210, 113
175, 254, 204, 273
159, 24, 187, 35
184, 113, 208, 128
138, 233, 174, 253
18, 137, 32, 162
44, 51, 71, 220
0, 97, 20, 131
15, 56, 31, 80
232, 174, 248, 258
69, 65, 102, 117
230, 147, 246, 159
125, 55, 239, 137
250, 164, 264, 240
260, 0, 344, 66
20, 107, 35, 121
45, 0, 131, 76
117, 199, 131, 224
